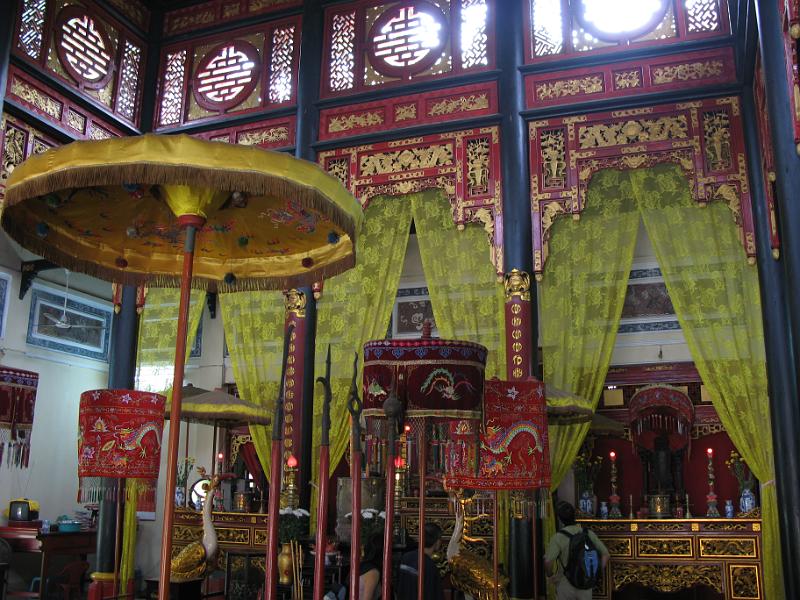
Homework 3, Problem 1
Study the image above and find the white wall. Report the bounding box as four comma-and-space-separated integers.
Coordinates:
0, 235, 109, 524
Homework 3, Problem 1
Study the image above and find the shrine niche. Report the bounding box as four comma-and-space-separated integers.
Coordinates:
529, 96, 756, 278
629, 385, 694, 517
318, 126, 504, 276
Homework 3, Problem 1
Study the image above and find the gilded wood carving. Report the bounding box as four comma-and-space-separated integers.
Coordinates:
529, 97, 756, 278
319, 127, 504, 276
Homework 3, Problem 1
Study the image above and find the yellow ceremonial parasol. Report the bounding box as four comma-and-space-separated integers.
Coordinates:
1, 134, 363, 599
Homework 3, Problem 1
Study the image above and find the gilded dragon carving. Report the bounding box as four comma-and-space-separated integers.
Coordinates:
613, 564, 723, 594
577, 116, 689, 149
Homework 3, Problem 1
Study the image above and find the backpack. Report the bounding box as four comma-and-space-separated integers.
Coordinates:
558, 527, 601, 590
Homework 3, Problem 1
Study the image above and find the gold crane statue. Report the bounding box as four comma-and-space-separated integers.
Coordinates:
170, 467, 224, 582
446, 491, 509, 600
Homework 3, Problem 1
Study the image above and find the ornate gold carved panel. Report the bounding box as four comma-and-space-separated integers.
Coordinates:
637, 537, 694, 557
217, 527, 251, 544
319, 127, 503, 276
529, 97, 756, 277
700, 538, 757, 558
605, 537, 633, 557
729, 564, 760, 599
613, 563, 723, 593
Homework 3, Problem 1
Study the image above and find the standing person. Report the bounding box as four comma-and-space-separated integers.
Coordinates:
359, 532, 383, 600
396, 522, 445, 600
544, 501, 609, 600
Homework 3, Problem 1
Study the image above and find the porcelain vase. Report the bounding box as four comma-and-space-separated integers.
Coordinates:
724, 499, 735, 518
175, 486, 186, 508
739, 487, 756, 514
579, 490, 595, 516
599, 501, 609, 519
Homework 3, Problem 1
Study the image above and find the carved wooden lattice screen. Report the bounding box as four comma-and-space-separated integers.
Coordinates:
321, 0, 494, 98
13, 0, 146, 126
156, 16, 301, 130
525, 0, 730, 62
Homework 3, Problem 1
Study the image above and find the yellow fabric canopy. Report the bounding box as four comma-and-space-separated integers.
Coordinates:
2, 134, 363, 290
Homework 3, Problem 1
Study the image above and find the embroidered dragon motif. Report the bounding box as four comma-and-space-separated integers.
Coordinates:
482, 422, 543, 455
420, 368, 476, 402
115, 423, 162, 458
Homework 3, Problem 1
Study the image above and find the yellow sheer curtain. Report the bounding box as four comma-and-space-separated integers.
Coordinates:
311, 196, 413, 519
411, 189, 510, 563
630, 164, 782, 599
130, 287, 204, 590
540, 169, 639, 589
219, 291, 285, 477
134, 288, 205, 395
411, 189, 506, 379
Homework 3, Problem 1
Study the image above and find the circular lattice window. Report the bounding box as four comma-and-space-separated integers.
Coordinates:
367, 1, 448, 79
573, 0, 670, 42
193, 41, 261, 111
55, 7, 115, 89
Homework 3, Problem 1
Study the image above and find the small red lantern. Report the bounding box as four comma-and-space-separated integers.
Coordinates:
78, 389, 165, 510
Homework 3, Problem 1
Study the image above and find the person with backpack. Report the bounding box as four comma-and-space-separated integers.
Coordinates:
544, 501, 609, 599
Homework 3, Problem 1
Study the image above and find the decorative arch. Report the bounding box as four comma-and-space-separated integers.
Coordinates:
529, 97, 756, 278
318, 126, 504, 277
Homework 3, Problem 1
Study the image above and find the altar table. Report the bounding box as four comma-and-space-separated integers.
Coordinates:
578, 518, 763, 599
0, 525, 96, 598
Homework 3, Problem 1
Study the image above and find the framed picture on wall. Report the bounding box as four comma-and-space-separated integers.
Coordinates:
391, 285, 437, 339
26, 284, 113, 362
617, 265, 680, 335
0, 271, 11, 339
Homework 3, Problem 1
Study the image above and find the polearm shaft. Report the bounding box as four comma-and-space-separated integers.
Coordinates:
313, 346, 332, 600
348, 354, 363, 600
265, 323, 295, 600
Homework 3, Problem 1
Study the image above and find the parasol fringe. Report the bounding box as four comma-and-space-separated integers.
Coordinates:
5, 162, 358, 239
1, 219, 355, 293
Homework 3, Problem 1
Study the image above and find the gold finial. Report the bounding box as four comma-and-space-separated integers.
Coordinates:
504, 269, 531, 301
791, 23, 800, 39
283, 289, 307, 317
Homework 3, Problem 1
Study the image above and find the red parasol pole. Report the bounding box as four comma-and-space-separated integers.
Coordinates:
265, 323, 295, 600
493, 491, 499, 600
313, 346, 332, 600
347, 354, 363, 600
382, 379, 402, 600
159, 218, 203, 600
417, 419, 426, 600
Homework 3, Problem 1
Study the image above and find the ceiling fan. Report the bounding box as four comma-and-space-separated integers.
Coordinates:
38, 270, 106, 332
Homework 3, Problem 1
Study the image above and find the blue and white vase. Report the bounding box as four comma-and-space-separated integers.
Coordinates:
579, 490, 595, 516
599, 501, 609, 519
740, 487, 756, 514
725, 499, 735, 518
175, 486, 186, 508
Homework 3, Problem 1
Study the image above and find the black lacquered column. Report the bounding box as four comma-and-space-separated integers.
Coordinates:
741, 86, 800, 600
496, 3, 541, 598
294, 0, 324, 508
